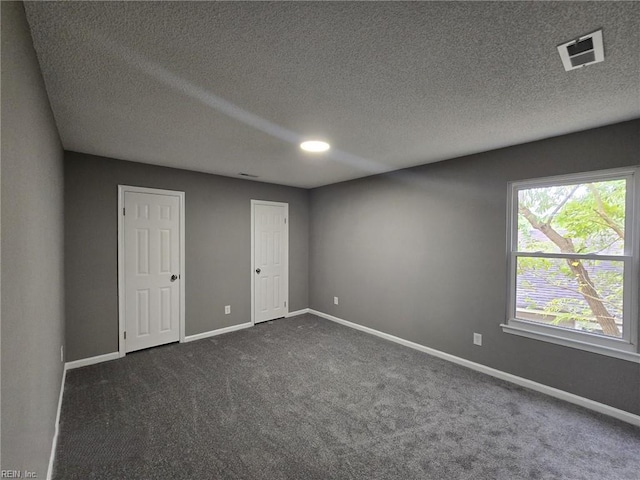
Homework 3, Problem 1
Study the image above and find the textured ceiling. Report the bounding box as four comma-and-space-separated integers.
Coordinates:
24, 1, 640, 188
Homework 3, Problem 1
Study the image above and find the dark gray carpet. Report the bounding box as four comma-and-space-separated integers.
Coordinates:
54, 314, 640, 479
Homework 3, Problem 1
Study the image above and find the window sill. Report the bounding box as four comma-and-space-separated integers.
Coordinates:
500, 323, 640, 364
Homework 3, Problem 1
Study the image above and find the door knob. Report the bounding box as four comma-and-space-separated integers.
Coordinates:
255, 268, 261, 274
170, 274, 178, 282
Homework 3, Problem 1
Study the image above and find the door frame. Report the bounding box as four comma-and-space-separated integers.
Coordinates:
251, 199, 289, 325
117, 185, 186, 357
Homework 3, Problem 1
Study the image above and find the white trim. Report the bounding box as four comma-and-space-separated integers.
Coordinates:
506, 167, 639, 357
179, 192, 186, 347
44, 308, 301, 477
250, 199, 291, 207
118, 185, 186, 358
509, 167, 637, 190
629, 165, 640, 360
501, 323, 640, 363
118, 186, 125, 356
508, 315, 635, 352
250, 200, 289, 325
309, 309, 640, 427
48, 350, 123, 477
251, 201, 255, 325
65, 352, 120, 370
183, 322, 253, 342
251, 201, 255, 324
46, 366, 66, 480
285, 308, 310, 318
510, 252, 628, 262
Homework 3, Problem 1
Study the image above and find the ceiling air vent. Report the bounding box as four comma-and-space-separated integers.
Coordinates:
557, 29, 604, 71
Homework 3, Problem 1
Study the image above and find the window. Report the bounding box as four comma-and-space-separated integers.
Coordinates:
503, 168, 639, 362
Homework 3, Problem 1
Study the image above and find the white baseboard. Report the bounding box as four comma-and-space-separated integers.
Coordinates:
308, 309, 640, 427
44, 312, 302, 478
184, 322, 253, 342
65, 351, 120, 370
51, 351, 118, 476
47, 365, 66, 480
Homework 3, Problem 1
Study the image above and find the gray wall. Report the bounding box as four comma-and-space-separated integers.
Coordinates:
309, 120, 640, 415
1, 2, 65, 476
65, 152, 309, 361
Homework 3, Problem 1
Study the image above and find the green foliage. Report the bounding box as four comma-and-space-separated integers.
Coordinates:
518, 180, 625, 254
516, 179, 626, 336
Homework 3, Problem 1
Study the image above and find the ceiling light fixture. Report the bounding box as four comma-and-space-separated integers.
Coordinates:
300, 140, 330, 153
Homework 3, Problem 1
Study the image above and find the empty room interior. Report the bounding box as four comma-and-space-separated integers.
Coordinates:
2, 1, 640, 479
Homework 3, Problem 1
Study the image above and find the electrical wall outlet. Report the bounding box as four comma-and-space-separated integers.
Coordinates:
334, 296, 339, 305
60, 345, 64, 362
225, 305, 231, 315
473, 333, 482, 346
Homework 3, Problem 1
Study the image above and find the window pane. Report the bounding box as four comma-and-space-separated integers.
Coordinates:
515, 257, 624, 338
517, 179, 626, 255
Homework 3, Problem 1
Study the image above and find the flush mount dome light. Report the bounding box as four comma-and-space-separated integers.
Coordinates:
300, 140, 330, 153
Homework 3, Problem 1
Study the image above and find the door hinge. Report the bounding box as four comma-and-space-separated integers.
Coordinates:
284, 301, 287, 307
123, 207, 126, 216
124, 331, 127, 340
285, 217, 287, 224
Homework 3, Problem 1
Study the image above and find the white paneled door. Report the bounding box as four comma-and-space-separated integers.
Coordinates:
253, 201, 289, 324
123, 191, 181, 352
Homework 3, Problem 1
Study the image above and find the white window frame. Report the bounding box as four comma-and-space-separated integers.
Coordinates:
501, 167, 640, 363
